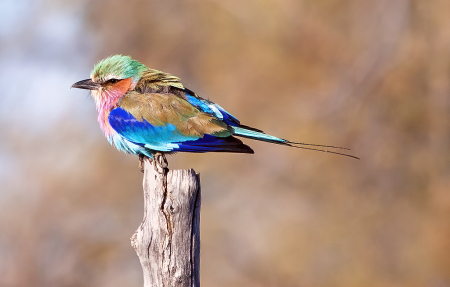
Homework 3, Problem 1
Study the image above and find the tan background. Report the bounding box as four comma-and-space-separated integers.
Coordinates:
1, 0, 449, 286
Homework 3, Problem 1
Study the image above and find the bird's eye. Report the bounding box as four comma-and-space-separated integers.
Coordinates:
106, 79, 120, 84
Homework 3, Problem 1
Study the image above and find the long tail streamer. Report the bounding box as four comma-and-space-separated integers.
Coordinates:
233, 127, 359, 160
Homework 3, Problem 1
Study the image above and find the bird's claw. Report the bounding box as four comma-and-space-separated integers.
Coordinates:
153, 152, 168, 174
138, 153, 168, 174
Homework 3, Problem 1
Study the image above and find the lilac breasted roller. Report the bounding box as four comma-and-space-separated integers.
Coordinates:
72, 55, 358, 170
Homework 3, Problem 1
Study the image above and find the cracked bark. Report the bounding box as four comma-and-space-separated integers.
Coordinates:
131, 158, 201, 287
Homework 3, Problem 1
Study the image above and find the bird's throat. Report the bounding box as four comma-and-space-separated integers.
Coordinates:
93, 78, 135, 138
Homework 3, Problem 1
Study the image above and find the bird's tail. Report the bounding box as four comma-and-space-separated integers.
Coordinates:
232, 126, 359, 160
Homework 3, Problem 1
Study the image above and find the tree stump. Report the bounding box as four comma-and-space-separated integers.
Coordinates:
131, 158, 201, 287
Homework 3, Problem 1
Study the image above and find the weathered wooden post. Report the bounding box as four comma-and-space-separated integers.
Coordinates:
131, 158, 201, 287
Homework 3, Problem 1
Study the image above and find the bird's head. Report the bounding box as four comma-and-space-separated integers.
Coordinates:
72, 55, 148, 101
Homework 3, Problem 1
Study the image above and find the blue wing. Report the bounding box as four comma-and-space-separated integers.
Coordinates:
108, 107, 253, 154
108, 107, 196, 152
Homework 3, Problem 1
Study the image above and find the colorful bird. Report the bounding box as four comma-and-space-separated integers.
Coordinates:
72, 55, 358, 170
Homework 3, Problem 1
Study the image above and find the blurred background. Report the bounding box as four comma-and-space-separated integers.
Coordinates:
1, 0, 449, 286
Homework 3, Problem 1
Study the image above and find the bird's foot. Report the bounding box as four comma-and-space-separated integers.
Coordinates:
153, 152, 168, 174
138, 154, 146, 173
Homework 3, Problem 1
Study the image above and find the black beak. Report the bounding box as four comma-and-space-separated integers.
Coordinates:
71, 79, 100, 90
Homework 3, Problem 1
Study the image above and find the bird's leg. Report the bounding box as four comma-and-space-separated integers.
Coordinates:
138, 154, 146, 173
153, 152, 168, 174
